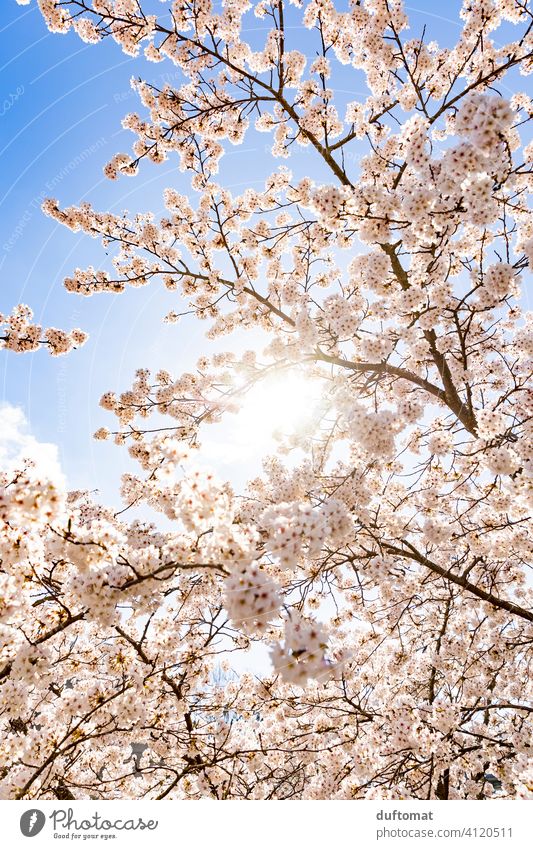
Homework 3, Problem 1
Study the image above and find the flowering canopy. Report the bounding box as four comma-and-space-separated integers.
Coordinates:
3, 0, 533, 800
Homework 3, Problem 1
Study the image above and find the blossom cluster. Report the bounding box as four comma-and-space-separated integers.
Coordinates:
5, 0, 533, 802
223, 561, 282, 633
0, 304, 87, 355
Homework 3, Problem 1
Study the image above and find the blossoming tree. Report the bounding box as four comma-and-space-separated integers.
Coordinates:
3, 0, 533, 800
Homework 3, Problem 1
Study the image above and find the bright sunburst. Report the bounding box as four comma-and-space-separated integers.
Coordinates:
233, 371, 324, 447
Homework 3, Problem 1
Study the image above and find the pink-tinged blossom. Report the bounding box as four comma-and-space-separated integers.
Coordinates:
3, 0, 533, 802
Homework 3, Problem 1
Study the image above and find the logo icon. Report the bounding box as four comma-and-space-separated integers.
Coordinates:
20, 810, 46, 838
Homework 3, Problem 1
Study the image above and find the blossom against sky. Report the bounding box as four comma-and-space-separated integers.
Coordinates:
1, 0, 532, 802
0, 0, 522, 505
2, 1, 281, 498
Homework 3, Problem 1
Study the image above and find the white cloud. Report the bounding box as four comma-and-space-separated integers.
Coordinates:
0, 403, 64, 484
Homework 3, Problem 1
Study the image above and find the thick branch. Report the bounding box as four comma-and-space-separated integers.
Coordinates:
384, 542, 533, 624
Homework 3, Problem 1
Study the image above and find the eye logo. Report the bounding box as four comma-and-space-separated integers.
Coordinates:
20, 810, 46, 837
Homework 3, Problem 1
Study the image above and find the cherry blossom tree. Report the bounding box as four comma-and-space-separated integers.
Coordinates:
0, 304, 87, 355
2, 0, 533, 800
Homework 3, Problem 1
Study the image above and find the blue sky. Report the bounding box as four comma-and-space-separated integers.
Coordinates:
0, 1, 284, 500
0, 0, 523, 505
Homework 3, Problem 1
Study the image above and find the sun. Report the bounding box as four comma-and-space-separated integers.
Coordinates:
233, 370, 324, 447
199, 369, 326, 472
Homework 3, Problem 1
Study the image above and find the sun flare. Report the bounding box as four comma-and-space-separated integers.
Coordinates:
233, 371, 324, 447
